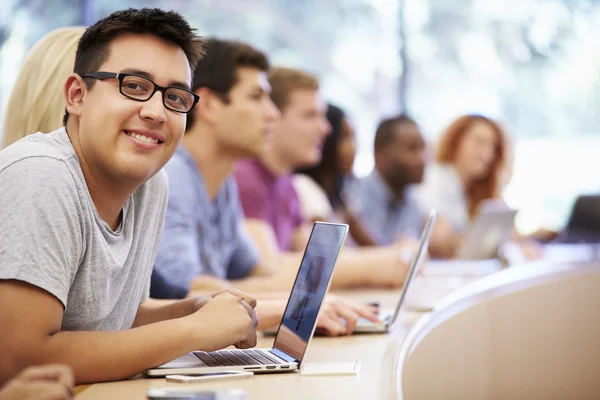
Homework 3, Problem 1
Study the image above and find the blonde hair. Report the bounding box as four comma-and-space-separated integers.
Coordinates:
2, 26, 85, 148
268, 67, 319, 111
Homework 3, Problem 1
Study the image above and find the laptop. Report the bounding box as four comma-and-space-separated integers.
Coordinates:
354, 209, 437, 333
554, 194, 600, 244
457, 201, 517, 260
146, 222, 349, 377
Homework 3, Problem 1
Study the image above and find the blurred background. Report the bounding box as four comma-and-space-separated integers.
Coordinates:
1, 0, 599, 234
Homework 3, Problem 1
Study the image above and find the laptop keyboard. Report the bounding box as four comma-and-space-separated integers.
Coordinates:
193, 349, 283, 367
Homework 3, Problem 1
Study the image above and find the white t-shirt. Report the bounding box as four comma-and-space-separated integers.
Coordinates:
293, 174, 333, 222
416, 163, 470, 232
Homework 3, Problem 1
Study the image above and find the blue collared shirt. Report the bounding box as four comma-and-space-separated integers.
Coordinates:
348, 169, 424, 245
153, 147, 259, 292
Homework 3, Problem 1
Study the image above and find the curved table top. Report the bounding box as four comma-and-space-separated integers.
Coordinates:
396, 259, 600, 399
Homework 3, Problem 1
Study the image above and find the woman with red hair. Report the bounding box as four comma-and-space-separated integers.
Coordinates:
418, 114, 548, 260
417, 114, 510, 241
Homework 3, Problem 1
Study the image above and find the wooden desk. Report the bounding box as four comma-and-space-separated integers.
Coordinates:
76, 312, 422, 400
76, 261, 499, 399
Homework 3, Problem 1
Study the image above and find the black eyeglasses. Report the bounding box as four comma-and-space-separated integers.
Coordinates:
81, 72, 199, 113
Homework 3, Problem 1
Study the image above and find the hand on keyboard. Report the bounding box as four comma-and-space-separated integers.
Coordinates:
188, 290, 258, 352
315, 295, 380, 336
193, 288, 258, 311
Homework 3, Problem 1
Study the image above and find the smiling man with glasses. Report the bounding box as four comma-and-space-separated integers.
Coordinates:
0, 8, 259, 385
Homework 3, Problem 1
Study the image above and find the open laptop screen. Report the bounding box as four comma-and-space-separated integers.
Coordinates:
386, 209, 437, 327
272, 222, 348, 362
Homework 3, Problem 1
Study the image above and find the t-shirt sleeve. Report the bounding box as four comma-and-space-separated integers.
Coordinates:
415, 165, 449, 215
234, 165, 270, 221
406, 189, 427, 238
289, 182, 304, 229
153, 160, 204, 291
345, 177, 392, 245
150, 270, 188, 300
345, 178, 367, 217
0, 158, 84, 307
415, 164, 472, 231
345, 178, 371, 225
226, 182, 260, 280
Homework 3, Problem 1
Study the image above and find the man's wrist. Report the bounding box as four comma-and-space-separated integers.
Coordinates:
173, 312, 202, 351
186, 296, 202, 317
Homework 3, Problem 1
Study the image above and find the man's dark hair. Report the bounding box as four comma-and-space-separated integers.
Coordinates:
64, 8, 204, 124
186, 38, 269, 131
374, 114, 417, 151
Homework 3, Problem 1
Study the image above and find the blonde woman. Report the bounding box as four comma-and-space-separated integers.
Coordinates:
2, 26, 84, 148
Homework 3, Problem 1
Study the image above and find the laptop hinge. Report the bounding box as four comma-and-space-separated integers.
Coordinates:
270, 348, 299, 364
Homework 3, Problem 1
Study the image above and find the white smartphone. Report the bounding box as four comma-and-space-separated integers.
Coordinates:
147, 388, 246, 400
300, 361, 362, 376
166, 371, 253, 384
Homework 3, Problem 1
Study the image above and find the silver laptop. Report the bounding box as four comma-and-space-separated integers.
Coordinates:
457, 201, 517, 260
146, 222, 349, 377
354, 210, 437, 333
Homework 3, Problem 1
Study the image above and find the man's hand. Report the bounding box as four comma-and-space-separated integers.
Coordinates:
192, 289, 257, 312
0, 364, 74, 400
394, 236, 421, 263
517, 239, 544, 261
429, 218, 462, 259
315, 295, 380, 336
368, 249, 410, 288
187, 290, 259, 352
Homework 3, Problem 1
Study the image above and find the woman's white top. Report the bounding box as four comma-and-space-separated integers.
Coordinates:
292, 174, 333, 222
415, 163, 470, 232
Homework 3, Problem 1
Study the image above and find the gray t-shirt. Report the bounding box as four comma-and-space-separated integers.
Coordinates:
0, 128, 167, 331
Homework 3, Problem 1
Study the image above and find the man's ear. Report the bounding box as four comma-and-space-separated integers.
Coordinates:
64, 73, 87, 118
194, 87, 225, 124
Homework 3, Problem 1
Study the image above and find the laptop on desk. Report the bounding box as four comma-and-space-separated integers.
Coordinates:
146, 222, 349, 377
554, 195, 600, 244
457, 201, 517, 260
354, 209, 437, 333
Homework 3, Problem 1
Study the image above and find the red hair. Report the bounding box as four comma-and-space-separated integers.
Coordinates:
436, 114, 509, 219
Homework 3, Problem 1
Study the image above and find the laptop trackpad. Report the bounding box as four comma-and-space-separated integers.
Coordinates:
157, 354, 204, 369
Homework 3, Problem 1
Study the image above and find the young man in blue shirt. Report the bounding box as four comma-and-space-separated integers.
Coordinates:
153, 38, 378, 335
